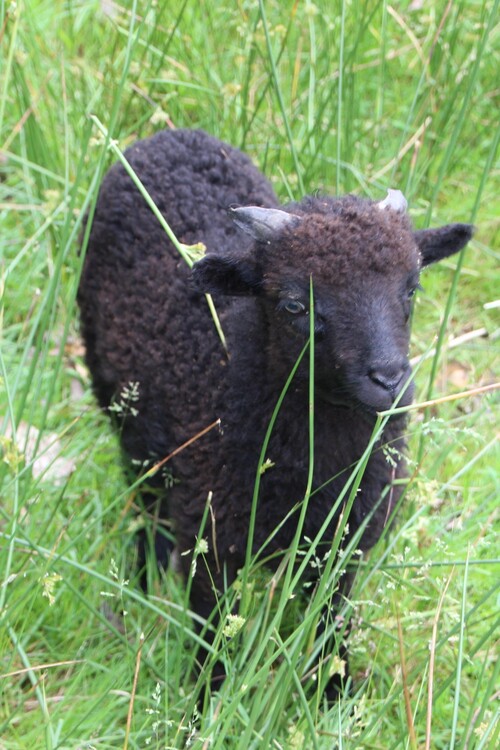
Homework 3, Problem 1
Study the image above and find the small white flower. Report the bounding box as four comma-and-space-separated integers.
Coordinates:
223, 613, 246, 638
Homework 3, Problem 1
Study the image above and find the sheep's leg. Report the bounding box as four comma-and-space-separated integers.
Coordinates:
185, 551, 241, 695
136, 515, 174, 579
116, 415, 175, 577
323, 627, 351, 702
316, 573, 354, 702
190, 591, 227, 693
133, 487, 173, 588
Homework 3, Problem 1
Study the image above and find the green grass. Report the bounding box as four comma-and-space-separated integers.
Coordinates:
1, 0, 499, 747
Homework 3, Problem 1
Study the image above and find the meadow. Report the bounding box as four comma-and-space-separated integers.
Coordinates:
0, 0, 498, 748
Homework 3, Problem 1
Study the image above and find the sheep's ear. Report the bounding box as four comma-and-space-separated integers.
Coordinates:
191, 255, 262, 296
229, 205, 301, 243
414, 223, 474, 266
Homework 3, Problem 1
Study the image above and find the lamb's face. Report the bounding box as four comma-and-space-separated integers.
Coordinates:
192, 197, 473, 413
261, 268, 417, 412
258, 205, 420, 412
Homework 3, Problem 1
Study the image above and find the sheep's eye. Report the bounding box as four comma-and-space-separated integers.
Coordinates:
407, 283, 423, 299
283, 300, 306, 314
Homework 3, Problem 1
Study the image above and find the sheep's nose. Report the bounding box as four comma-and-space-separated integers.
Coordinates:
369, 362, 407, 394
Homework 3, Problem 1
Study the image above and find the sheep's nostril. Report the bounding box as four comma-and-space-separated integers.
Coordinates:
369, 366, 406, 393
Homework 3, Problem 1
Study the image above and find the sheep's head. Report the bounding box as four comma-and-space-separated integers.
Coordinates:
192, 194, 473, 413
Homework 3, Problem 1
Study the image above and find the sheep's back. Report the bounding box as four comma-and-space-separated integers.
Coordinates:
78, 129, 278, 465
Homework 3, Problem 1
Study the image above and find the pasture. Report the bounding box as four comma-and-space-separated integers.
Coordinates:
0, 1, 498, 748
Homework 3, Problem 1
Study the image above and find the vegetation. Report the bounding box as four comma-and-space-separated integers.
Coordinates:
0, 1, 498, 748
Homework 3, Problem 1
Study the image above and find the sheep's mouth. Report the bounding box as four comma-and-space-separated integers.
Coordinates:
356, 373, 415, 414
316, 389, 381, 420
316, 389, 356, 410
316, 376, 414, 416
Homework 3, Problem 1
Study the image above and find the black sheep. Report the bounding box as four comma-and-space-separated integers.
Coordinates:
78, 128, 473, 698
